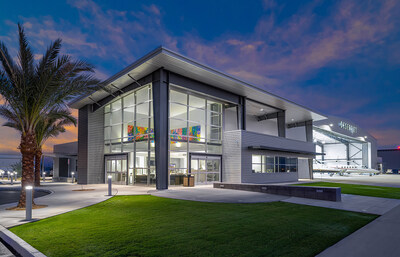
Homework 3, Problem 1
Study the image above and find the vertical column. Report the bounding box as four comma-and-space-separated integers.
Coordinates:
305, 120, 314, 179
346, 143, 350, 165
237, 96, 246, 130
152, 69, 169, 190
277, 111, 286, 138
77, 105, 89, 184
305, 120, 313, 142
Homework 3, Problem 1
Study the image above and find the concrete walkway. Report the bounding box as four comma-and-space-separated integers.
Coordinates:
317, 203, 400, 257
0, 183, 149, 228
151, 186, 289, 203
282, 193, 400, 215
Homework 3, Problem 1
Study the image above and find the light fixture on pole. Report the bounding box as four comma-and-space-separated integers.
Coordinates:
71, 172, 75, 183
25, 186, 33, 221
108, 175, 112, 196
10, 172, 14, 185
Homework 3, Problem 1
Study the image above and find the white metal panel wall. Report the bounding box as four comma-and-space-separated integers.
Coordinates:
297, 158, 310, 179
240, 131, 315, 183
222, 130, 242, 183
224, 107, 238, 131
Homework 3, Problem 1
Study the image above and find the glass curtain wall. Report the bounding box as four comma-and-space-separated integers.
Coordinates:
104, 84, 155, 185
169, 87, 223, 185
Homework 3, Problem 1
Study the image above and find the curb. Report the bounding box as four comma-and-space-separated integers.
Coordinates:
0, 225, 46, 257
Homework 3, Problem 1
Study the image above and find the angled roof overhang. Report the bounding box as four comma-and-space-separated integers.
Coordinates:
248, 146, 323, 156
69, 47, 326, 123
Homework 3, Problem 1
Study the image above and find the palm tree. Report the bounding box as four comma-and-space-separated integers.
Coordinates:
34, 109, 77, 186
0, 24, 99, 207
3, 109, 77, 186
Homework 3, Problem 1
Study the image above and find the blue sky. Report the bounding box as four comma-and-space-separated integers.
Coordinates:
0, 0, 399, 153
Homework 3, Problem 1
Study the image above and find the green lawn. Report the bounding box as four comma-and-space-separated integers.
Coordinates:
10, 196, 376, 257
298, 182, 400, 199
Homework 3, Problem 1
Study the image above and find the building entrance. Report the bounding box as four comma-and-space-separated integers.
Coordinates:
105, 155, 128, 185
190, 154, 221, 185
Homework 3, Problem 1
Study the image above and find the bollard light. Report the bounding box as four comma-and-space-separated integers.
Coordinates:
25, 186, 33, 221
10, 172, 14, 185
71, 172, 75, 183
42, 171, 46, 182
108, 175, 112, 196
14, 171, 17, 180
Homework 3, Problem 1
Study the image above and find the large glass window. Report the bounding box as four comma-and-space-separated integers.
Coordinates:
252, 154, 297, 173
168, 87, 223, 185
104, 84, 154, 185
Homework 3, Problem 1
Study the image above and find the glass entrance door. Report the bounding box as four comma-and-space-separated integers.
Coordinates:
105, 155, 128, 185
190, 155, 221, 185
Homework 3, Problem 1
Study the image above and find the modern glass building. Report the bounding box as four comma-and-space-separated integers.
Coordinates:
70, 47, 342, 189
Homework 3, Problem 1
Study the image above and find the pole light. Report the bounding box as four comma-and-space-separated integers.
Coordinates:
42, 171, 46, 182
25, 186, 33, 221
71, 172, 75, 183
108, 175, 112, 196
10, 172, 14, 185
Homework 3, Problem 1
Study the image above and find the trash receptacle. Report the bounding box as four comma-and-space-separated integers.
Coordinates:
183, 175, 194, 187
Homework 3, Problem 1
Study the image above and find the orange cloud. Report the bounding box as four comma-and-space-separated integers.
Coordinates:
0, 109, 79, 154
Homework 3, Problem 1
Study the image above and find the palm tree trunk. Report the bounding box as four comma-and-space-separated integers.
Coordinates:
18, 131, 36, 208
34, 149, 42, 187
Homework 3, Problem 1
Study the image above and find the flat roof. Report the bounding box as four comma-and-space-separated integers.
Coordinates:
70, 46, 326, 123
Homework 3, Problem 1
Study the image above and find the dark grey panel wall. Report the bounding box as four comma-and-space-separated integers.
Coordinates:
152, 69, 169, 189
378, 150, 400, 170
77, 105, 89, 184
59, 158, 69, 177
87, 105, 105, 183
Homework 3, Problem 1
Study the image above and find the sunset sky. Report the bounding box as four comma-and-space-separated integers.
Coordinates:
0, 0, 399, 154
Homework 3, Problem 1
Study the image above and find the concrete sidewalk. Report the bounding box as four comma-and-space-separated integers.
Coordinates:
317, 203, 400, 257
0, 183, 150, 228
151, 186, 289, 203
282, 193, 400, 215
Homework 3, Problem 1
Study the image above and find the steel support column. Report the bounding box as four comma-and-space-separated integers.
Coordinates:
238, 96, 246, 130
277, 111, 286, 138
152, 69, 169, 190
